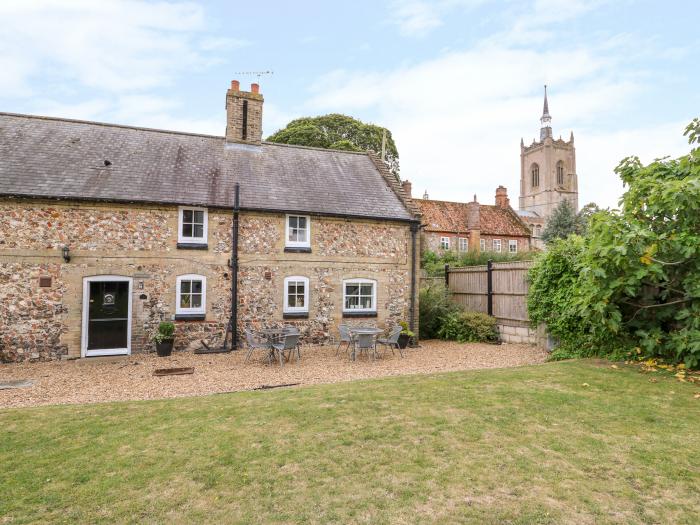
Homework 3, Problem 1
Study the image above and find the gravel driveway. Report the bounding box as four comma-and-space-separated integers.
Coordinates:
0, 340, 548, 409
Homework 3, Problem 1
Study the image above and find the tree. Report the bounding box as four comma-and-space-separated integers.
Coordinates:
541, 199, 578, 243
575, 202, 601, 236
528, 118, 700, 367
266, 114, 400, 178
579, 118, 700, 367
541, 200, 601, 243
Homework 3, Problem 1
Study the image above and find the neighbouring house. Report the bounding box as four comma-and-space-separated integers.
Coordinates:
404, 182, 532, 255
517, 86, 579, 249
0, 81, 420, 362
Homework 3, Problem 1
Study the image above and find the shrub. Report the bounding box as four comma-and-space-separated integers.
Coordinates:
418, 285, 461, 339
437, 311, 499, 343
527, 236, 596, 358
153, 321, 175, 343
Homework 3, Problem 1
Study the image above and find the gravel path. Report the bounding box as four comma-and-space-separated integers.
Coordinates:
0, 340, 548, 409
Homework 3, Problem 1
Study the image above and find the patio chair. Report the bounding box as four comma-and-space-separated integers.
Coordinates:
353, 332, 377, 361
283, 325, 302, 359
336, 324, 353, 356
271, 333, 301, 366
377, 325, 404, 358
244, 329, 272, 364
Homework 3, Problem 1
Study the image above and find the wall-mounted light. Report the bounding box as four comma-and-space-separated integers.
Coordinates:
62, 245, 71, 263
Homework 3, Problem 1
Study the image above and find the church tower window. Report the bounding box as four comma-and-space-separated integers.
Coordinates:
531, 164, 540, 187
556, 161, 564, 186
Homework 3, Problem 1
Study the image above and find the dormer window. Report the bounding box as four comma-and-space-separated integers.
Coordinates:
285, 214, 311, 251
178, 206, 208, 248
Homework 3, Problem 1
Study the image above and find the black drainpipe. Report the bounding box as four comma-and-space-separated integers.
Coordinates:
225, 183, 240, 350
409, 222, 419, 333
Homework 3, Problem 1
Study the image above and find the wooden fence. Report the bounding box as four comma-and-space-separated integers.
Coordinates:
446, 260, 533, 327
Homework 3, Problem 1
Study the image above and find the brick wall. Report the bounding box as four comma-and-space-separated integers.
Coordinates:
0, 199, 416, 361
422, 231, 530, 254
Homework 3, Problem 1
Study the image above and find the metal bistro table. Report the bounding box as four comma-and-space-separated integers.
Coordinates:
260, 328, 290, 363
347, 326, 384, 361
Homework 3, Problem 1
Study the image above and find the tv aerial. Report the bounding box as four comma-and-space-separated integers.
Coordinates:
234, 70, 274, 81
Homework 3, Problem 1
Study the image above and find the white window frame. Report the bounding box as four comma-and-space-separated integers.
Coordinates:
285, 214, 311, 248
178, 206, 208, 244
493, 239, 502, 252
458, 237, 468, 251
480, 239, 486, 252
342, 278, 377, 313
440, 237, 450, 250
176, 274, 207, 315
283, 276, 310, 314
509, 239, 518, 253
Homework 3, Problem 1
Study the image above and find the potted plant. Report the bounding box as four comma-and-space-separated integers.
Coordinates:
398, 321, 415, 349
153, 321, 175, 357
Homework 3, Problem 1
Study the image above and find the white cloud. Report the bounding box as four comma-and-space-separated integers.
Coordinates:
305, 35, 692, 210
389, 0, 485, 37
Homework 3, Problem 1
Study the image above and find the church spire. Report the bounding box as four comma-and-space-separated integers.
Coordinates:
540, 84, 552, 141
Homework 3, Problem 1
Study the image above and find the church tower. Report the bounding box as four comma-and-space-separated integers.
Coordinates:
518, 86, 578, 223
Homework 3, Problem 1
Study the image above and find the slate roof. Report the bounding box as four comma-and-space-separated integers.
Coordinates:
0, 112, 415, 222
415, 199, 531, 237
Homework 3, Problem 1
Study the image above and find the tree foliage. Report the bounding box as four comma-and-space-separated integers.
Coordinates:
266, 113, 400, 178
528, 119, 700, 367
541, 200, 601, 243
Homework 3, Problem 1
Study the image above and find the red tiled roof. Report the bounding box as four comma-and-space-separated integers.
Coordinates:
415, 199, 531, 237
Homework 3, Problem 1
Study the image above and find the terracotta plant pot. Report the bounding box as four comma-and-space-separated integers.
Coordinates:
155, 340, 174, 357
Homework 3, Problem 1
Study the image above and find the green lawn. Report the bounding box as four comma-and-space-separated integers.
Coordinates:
1, 361, 699, 524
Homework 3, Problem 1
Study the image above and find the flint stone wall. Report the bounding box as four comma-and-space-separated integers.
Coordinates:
0, 199, 416, 361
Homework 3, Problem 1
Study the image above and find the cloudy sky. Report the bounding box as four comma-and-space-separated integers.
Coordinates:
1, 0, 697, 209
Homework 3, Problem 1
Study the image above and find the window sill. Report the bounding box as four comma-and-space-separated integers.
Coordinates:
342, 311, 378, 318
177, 242, 208, 250
284, 246, 312, 253
174, 314, 206, 321
283, 312, 309, 319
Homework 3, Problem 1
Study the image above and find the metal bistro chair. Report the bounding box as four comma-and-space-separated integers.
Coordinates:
244, 329, 273, 364
271, 333, 301, 366
283, 325, 302, 360
336, 324, 353, 356
377, 325, 404, 358
354, 332, 378, 361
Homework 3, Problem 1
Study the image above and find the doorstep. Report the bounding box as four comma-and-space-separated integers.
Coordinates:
73, 355, 132, 366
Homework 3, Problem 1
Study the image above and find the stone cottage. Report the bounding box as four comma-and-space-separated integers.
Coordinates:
0, 81, 420, 362
406, 184, 532, 255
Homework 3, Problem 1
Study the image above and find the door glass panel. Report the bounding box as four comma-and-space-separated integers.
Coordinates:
87, 281, 129, 350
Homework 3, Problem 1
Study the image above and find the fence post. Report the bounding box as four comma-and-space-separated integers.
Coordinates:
486, 259, 493, 316
444, 264, 450, 289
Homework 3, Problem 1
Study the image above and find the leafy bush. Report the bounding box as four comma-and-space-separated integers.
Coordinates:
153, 321, 175, 343
527, 236, 597, 358
527, 119, 700, 368
422, 249, 534, 277
437, 311, 499, 343
418, 285, 461, 339
398, 320, 415, 338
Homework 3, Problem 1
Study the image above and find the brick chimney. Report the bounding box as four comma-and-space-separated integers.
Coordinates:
467, 194, 481, 251
495, 185, 510, 208
225, 80, 264, 145
401, 179, 412, 198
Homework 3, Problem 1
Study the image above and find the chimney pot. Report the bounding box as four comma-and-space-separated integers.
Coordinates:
495, 185, 510, 208
401, 179, 412, 198
251, 83, 259, 94
231, 80, 240, 91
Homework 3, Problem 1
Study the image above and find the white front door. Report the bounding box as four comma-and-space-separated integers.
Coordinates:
81, 276, 133, 357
